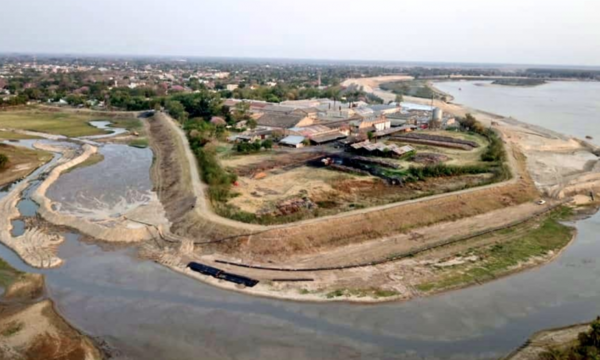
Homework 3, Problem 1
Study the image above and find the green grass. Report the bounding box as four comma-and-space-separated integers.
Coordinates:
63, 153, 105, 174
0, 131, 41, 140
0, 257, 22, 290
108, 117, 143, 132
0, 110, 109, 137
325, 288, 400, 299
416, 207, 574, 292
1, 321, 24, 337
129, 138, 149, 148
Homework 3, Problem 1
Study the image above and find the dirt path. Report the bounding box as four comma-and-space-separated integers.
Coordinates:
505, 322, 592, 360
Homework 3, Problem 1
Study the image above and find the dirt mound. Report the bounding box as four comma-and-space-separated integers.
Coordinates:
412, 153, 450, 165
234, 152, 327, 177
0, 275, 103, 360
147, 115, 198, 221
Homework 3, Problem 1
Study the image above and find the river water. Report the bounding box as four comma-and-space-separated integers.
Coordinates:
434, 80, 600, 146
1, 106, 600, 359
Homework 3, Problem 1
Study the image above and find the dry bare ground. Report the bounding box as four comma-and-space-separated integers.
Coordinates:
504, 323, 591, 360
0, 274, 102, 360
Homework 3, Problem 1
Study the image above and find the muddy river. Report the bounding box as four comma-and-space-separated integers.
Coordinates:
1, 110, 600, 359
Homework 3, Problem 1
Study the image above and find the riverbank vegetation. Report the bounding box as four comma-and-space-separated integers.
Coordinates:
63, 153, 105, 174
492, 78, 546, 87
0, 153, 7, 170
539, 318, 600, 360
0, 257, 104, 360
416, 207, 574, 293
380, 80, 446, 100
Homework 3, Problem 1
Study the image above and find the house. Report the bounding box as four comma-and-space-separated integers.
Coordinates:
287, 125, 347, 145
226, 84, 239, 91
369, 104, 401, 116
288, 125, 333, 137
292, 107, 320, 118
256, 112, 315, 129
228, 128, 273, 143
279, 135, 306, 148
358, 117, 391, 132
262, 104, 297, 114
350, 141, 415, 158
309, 131, 347, 145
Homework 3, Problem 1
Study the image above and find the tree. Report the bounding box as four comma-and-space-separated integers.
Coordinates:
262, 139, 273, 150
233, 102, 251, 122
247, 118, 257, 130
367, 131, 375, 142
0, 153, 8, 169
165, 100, 188, 122
395, 94, 404, 104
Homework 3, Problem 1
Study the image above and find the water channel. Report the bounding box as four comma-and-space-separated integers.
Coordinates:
1, 101, 599, 359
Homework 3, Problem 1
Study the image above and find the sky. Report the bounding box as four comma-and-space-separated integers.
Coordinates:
1, 0, 599, 66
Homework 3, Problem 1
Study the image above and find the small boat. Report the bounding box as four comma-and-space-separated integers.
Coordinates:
586, 135, 593, 140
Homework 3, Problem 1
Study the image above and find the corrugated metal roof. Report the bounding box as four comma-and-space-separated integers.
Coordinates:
280, 135, 305, 145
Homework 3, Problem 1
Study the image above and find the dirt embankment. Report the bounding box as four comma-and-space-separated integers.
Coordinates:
0, 273, 103, 360
0, 143, 53, 188
146, 113, 249, 241
505, 322, 593, 360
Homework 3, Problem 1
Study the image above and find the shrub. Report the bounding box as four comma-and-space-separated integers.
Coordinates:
0, 153, 8, 169
406, 164, 490, 181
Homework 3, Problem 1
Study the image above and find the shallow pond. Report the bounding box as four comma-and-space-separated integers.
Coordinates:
46, 144, 155, 220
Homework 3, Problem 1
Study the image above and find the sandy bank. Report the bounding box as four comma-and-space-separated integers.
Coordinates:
0, 271, 103, 359
0, 179, 65, 268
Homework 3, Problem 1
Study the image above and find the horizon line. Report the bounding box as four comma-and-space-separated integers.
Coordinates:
1, 51, 600, 70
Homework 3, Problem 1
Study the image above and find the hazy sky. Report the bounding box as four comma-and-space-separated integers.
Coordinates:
1, 0, 599, 66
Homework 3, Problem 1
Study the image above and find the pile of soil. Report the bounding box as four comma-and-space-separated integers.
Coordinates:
411, 153, 450, 165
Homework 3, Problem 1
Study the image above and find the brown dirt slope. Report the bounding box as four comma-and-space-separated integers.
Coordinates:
0, 274, 103, 360
146, 114, 245, 240
0, 144, 53, 187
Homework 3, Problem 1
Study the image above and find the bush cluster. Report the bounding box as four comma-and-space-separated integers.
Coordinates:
187, 122, 237, 203
540, 318, 600, 360
406, 164, 489, 181
235, 139, 272, 153
0, 153, 8, 169
459, 113, 506, 162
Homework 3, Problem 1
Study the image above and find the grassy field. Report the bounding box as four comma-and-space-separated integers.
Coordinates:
0, 143, 53, 186
0, 257, 22, 290
0, 110, 134, 137
0, 131, 41, 140
416, 207, 574, 293
129, 138, 149, 148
